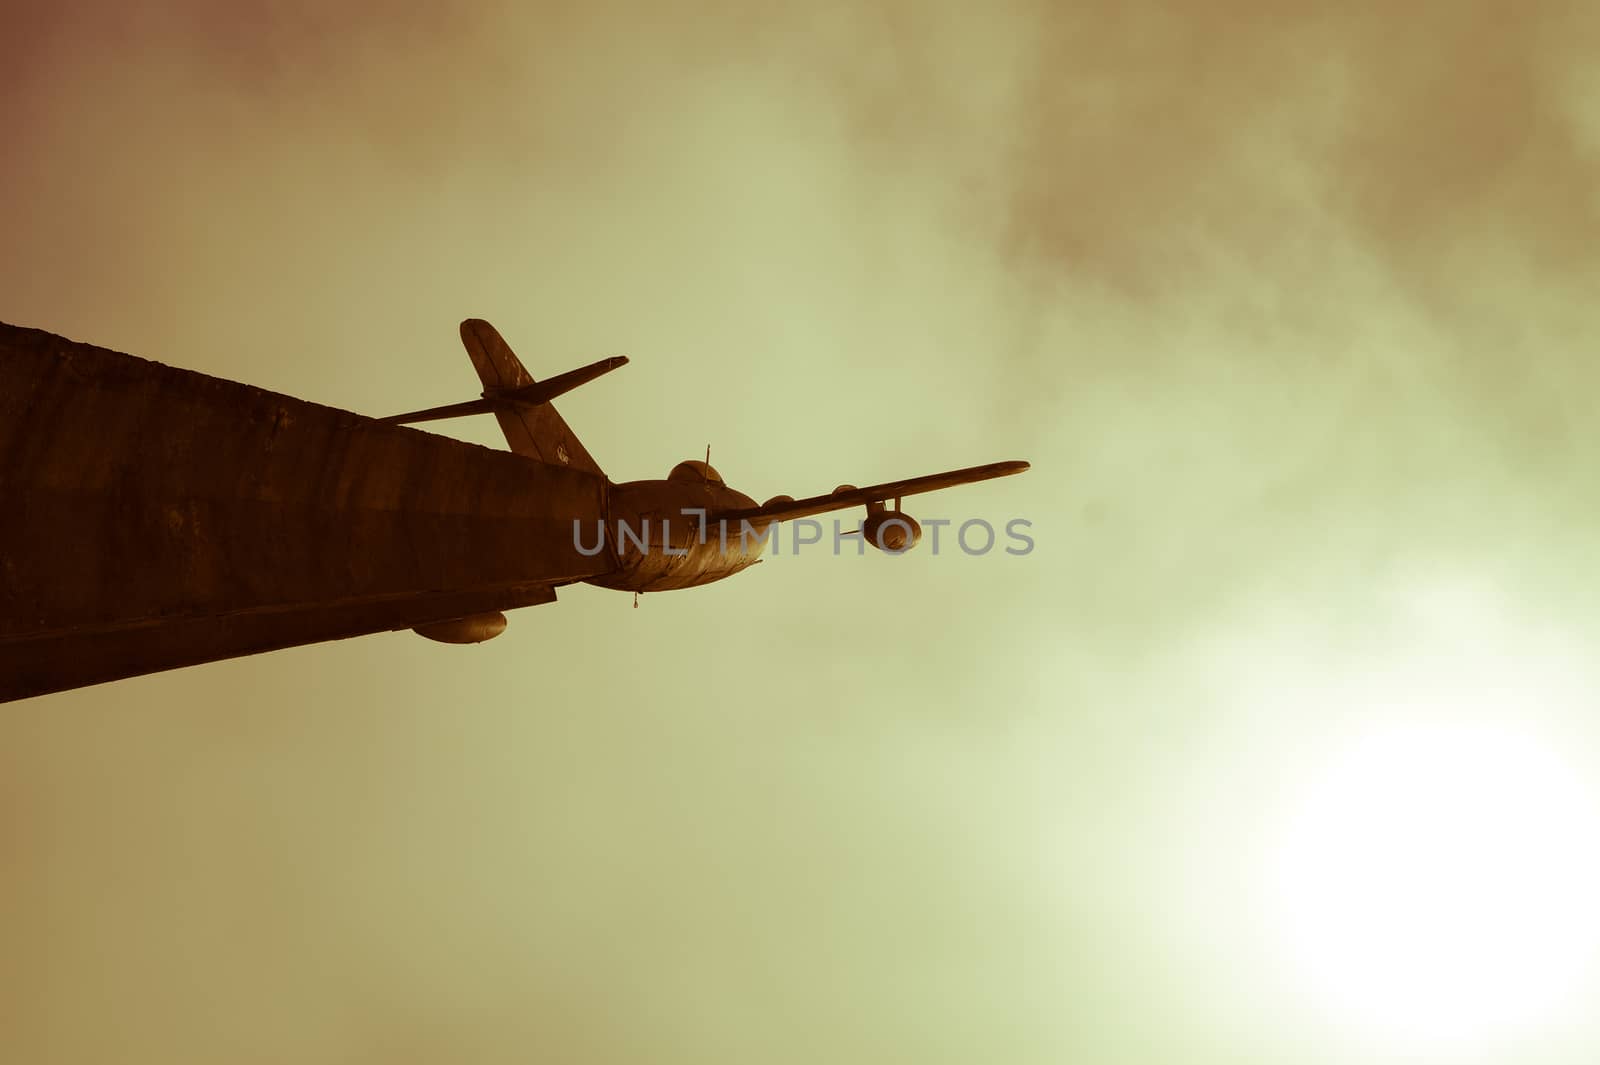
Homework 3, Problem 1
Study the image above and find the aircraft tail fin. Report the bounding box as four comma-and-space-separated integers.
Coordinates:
457, 318, 608, 475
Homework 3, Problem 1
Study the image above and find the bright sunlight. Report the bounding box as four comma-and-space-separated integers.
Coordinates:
1269, 720, 1600, 1053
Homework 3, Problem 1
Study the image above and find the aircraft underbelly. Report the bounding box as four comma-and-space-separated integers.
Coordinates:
579, 479, 768, 593
582, 534, 766, 592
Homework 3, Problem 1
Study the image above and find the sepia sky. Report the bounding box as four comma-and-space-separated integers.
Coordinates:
5, 3, 1600, 1063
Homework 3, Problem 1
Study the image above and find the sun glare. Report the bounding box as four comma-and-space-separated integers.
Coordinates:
1269, 721, 1600, 1052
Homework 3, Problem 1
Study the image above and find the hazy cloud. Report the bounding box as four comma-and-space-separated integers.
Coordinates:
4, 3, 1599, 1063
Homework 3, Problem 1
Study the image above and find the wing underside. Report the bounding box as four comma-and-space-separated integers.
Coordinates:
706, 459, 1030, 525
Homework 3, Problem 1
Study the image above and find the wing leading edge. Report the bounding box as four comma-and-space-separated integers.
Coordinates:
707, 459, 1030, 526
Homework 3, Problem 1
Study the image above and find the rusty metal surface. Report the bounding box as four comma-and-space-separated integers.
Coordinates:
0, 322, 612, 701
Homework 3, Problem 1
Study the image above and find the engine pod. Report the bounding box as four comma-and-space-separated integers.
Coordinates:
863, 510, 922, 552
412, 611, 509, 644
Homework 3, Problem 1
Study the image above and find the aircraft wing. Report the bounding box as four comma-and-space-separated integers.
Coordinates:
706, 459, 1030, 525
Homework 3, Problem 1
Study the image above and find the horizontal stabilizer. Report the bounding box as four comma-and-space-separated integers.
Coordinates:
491, 355, 628, 404
378, 396, 501, 425
381, 354, 628, 427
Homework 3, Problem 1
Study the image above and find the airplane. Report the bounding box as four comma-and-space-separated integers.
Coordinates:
384, 320, 1031, 642
0, 316, 1028, 700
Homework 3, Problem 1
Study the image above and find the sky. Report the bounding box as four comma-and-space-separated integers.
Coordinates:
4, 2, 1600, 1063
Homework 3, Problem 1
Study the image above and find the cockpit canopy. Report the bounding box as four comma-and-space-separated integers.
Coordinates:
668, 459, 723, 485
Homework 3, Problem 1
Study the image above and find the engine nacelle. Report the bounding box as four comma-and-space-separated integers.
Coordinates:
862, 510, 921, 553
412, 611, 508, 644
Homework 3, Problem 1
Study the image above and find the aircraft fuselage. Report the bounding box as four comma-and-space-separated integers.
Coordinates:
583, 476, 771, 593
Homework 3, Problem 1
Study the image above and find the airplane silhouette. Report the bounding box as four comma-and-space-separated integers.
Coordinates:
382, 320, 1031, 641
0, 317, 1028, 699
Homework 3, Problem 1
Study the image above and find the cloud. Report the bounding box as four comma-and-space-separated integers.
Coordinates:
5, 4, 1600, 1064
